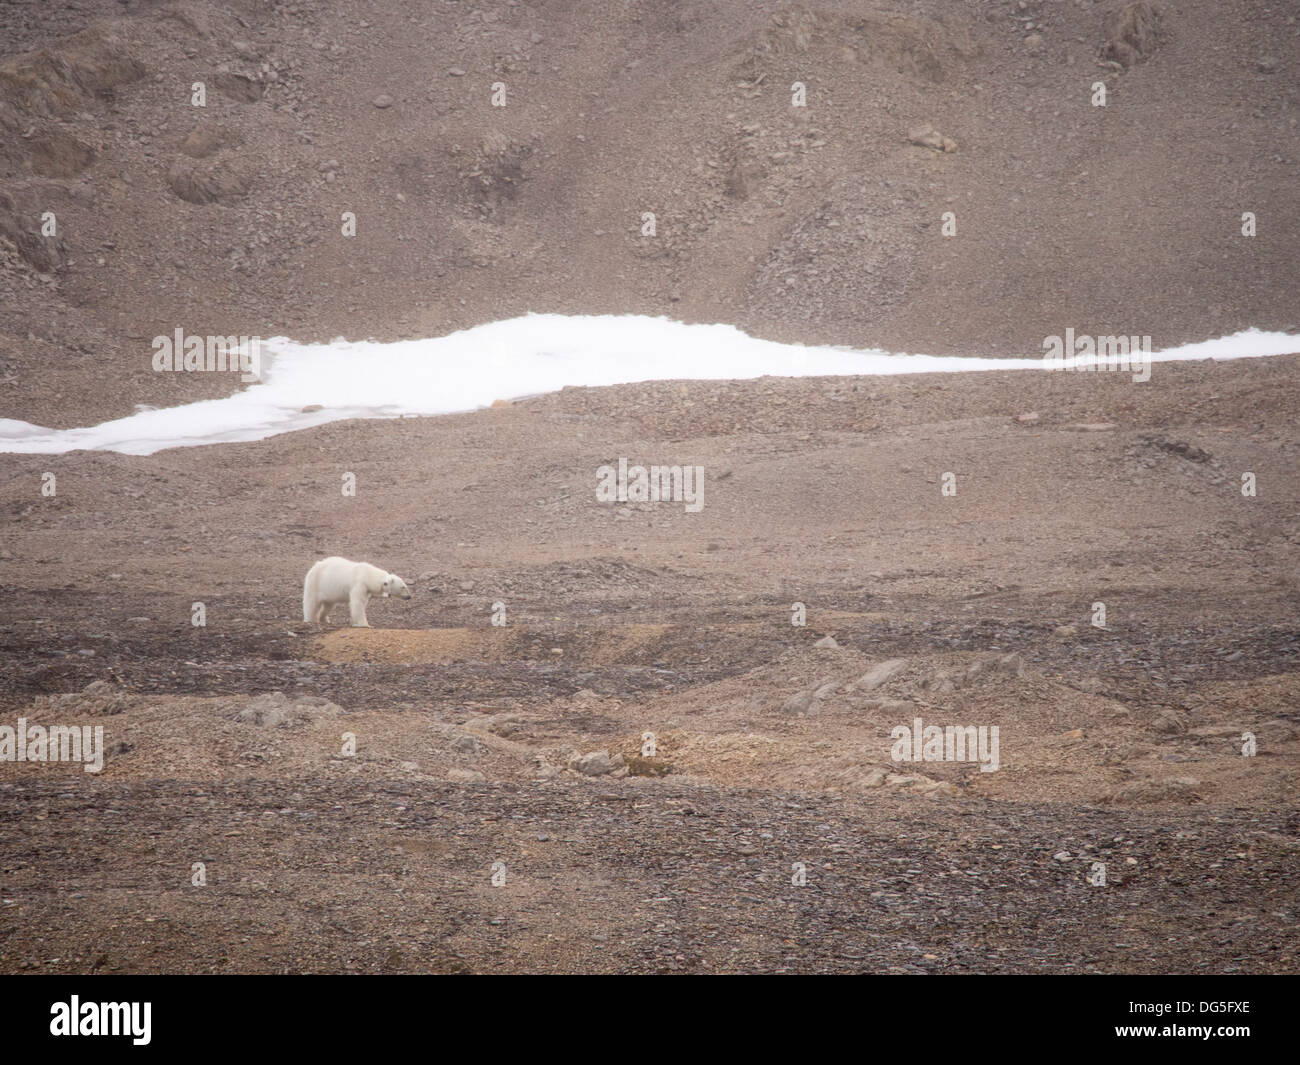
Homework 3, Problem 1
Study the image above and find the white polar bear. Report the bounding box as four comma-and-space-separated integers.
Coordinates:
302, 556, 412, 628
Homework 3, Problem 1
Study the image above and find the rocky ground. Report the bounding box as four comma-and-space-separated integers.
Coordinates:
1, 356, 1298, 974
0, 1, 1297, 974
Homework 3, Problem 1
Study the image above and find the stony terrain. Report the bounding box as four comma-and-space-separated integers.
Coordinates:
0, 1, 1297, 974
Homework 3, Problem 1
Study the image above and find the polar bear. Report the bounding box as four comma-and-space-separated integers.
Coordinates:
302, 556, 412, 628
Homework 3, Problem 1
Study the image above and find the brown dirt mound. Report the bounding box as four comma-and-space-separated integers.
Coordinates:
166, 158, 254, 206
1101, 2, 1165, 68
0, 23, 144, 117
310, 623, 677, 666
0, 189, 65, 272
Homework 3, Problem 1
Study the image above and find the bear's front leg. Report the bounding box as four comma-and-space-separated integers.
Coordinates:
349, 587, 371, 627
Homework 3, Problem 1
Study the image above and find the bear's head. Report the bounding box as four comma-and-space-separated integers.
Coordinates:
382, 574, 412, 600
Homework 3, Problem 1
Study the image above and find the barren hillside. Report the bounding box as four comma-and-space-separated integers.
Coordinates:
1, 0, 1296, 428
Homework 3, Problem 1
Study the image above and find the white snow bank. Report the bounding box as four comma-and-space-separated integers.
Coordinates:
1, 315, 1294, 455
